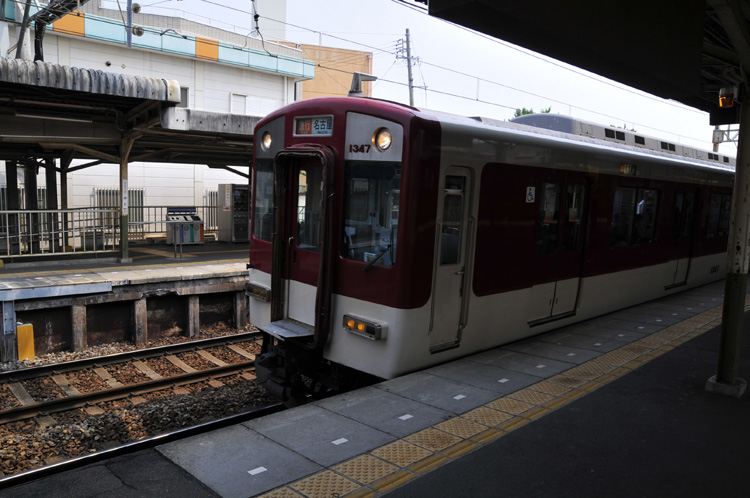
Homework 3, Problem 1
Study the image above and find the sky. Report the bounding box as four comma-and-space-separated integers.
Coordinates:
108, 0, 737, 156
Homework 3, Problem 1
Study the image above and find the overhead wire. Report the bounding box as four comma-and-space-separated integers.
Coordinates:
259, 10, 712, 143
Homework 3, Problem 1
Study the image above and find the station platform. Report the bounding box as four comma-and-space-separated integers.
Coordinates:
2, 261, 749, 496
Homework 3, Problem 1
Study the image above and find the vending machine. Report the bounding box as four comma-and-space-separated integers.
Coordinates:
218, 184, 249, 242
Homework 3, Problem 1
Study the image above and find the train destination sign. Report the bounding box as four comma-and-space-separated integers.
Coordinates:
294, 116, 333, 136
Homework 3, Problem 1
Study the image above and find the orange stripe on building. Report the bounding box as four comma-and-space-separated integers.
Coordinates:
53, 11, 85, 37
196, 37, 219, 61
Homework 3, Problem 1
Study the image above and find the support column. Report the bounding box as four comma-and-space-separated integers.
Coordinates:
60, 151, 73, 250
234, 291, 248, 328
23, 160, 39, 254
188, 295, 200, 338
707, 98, 750, 398
133, 298, 147, 347
5, 161, 19, 255
44, 158, 60, 252
71, 304, 87, 351
119, 137, 135, 263
1, 301, 18, 363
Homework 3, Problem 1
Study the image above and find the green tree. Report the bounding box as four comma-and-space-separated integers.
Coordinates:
513, 106, 551, 118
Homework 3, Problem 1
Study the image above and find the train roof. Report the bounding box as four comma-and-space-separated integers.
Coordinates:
262, 97, 735, 175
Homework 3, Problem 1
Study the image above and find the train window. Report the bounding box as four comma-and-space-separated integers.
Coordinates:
672, 192, 696, 240
611, 187, 659, 247
341, 161, 401, 266
563, 184, 585, 251
440, 176, 466, 265
296, 167, 323, 252
537, 183, 560, 254
252, 159, 274, 242
707, 193, 732, 239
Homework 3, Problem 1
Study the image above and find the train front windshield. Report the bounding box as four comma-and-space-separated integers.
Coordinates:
341, 161, 401, 267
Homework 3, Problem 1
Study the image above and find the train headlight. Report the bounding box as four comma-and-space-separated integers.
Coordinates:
343, 314, 387, 340
373, 128, 392, 151
261, 131, 273, 150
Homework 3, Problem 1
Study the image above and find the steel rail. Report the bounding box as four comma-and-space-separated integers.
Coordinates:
0, 331, 261, 383
0, 360, 255, 425
0, 401, 285, 490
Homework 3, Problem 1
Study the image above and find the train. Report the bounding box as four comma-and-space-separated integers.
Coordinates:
246, 96, 735, 402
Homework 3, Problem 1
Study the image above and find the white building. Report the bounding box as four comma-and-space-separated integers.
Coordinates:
0, 0, 310, 216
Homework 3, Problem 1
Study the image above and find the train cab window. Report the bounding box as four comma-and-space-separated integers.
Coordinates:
252, 159, 274, 242
296, 167, 323, 252
537, 183, 560, 254
341, 161, 401, 267
707, 193, 732, 239
611, 187, 659, 247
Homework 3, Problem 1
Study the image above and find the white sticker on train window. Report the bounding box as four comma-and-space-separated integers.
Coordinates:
526, 186, 536, 203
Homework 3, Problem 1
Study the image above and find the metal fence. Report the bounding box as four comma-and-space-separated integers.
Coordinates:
0, 208, 119, 257
0, 204, 221, 258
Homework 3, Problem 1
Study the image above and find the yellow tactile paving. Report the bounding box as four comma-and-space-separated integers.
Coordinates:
462, 406, 513, 426
404, 427, 462, 451
258, 487, 304, 498
528, 379, 576, 396
290, 470, 360, 498
547, 374, 589, 388
508, 388, 555, 405
333, 455, 399, 485
433, 417, 487, 439
592, 349, 645, 367
485, 397, 535, 415
564, 362, 611, 380
371, 440, 433, 467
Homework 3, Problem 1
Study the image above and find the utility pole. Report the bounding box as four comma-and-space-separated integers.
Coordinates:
405, 29, 414, 106
397, 29, 416, 106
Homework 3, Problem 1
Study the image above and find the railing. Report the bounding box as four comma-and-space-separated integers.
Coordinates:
0, 208, 119, 257
0, 205, 221, 259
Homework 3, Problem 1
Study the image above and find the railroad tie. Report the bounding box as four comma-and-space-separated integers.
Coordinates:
196, 350, 227, 367
51, 374, 82, 397
132, 360, 162, 380
228, 344, 256, 361
165, 354, 198, 373
6, 382, 58, 428
93, 367, 125, 388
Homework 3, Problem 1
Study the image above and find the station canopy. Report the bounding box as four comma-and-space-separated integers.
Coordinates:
0, 57, 255, 169
423, 0, 747, 125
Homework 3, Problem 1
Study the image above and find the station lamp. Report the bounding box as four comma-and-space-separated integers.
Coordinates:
719, 86, 738, 108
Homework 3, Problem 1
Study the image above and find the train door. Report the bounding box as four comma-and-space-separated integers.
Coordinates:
528, 177, 588, 324
666, 189, 698, 288
430, 167, 474, 352
265, 148, 335, 344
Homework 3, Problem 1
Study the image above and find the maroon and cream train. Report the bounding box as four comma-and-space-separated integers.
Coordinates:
246, 96, 734, 401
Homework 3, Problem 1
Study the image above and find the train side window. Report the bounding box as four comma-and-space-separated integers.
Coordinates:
707, 193, 732, 238
440, 176, 466, 265
611, 187, 659, 247
672, 192, 696, 240
537, 183, 560, 254
341, 161, 401, 266
563, 183, 585, 251
252, 159, 274, 242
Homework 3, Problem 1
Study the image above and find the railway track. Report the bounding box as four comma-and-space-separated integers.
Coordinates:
0, 331, 280, 481
0, 332, 262, 424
